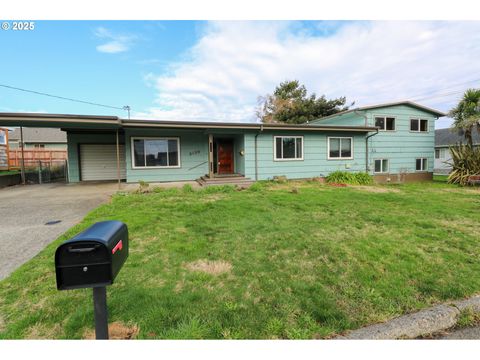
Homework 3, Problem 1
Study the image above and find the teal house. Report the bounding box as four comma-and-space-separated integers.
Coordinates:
0, 101, 445, 184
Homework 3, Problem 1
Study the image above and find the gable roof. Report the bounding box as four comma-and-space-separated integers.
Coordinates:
435, 126, 480, 147
8, 127, 67, 143
311, 101, 446, 123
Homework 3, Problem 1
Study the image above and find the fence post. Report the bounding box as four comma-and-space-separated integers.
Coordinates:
38, 160, 42, 184
64, 159, 69, 183
20, 127, 26, 185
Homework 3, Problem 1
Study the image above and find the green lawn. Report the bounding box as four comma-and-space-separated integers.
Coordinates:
433, 174, 449, 183
0, 170, 19, 176
1, 180, 480, 339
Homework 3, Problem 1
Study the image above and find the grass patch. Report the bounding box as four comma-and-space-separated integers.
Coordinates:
0, 170, 19, 176
455, 308, 480, 329
1, 180, 480, 339
433, 174, 449, 183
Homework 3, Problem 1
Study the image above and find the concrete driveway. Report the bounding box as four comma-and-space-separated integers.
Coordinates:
0, 182, 119, 280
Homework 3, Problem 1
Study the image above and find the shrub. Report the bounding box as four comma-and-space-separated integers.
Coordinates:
447, 144, 480, 186
325, 171, 373, 185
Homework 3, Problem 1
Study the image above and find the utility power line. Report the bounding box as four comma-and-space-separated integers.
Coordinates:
408, 78, 480, 102
411, 90, 465, 102
0, 83, 130, 113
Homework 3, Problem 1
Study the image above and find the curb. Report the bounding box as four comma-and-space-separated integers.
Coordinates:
336, 295, 480, 339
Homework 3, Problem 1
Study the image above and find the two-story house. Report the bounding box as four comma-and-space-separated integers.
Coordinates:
310, 101, 445, 182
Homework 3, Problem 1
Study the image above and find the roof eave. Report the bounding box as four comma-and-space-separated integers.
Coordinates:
311, 101, 446, 123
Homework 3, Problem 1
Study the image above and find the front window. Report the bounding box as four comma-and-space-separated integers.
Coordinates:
410, 119, 428, 132
328, 137, 353, 159
416, 158, 427, 171
375, 116, 395, 131
274, 136, 303, 160
132, 138, 180, 168
374, 159, 389, 173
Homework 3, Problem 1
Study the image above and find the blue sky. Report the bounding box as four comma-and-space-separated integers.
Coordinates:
1, 20, 480, 128
0, 21, 201, 116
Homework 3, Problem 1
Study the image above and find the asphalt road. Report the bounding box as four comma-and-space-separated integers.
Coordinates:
0, 182, 118, 280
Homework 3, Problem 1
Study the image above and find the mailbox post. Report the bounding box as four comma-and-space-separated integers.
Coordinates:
55, 220, 129, 340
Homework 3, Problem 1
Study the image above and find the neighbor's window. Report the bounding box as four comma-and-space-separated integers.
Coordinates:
34, 144, 45, 149
328, 137, 353, 159
410, 118, 428, 132
132, 137, 180, 168
435, 148, 447, 159
274, 136, 303, 160
375, 116, 395, 131
374, 159, 389, 173
416, 158, 427, 171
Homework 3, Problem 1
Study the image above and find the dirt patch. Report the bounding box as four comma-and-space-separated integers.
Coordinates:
352, 185, 401, 193
26, 322, 62, 339
267, 182, 316, 192
84, 321, 139, 340
185, 259, 232, 275
175, 279, 185, 293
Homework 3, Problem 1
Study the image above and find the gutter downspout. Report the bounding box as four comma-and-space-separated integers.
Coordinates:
354, 109, 379, 172
365, 129, 379, 172
254, 124, 264, 181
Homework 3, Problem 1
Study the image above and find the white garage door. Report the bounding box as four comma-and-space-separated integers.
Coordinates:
80, 144, 126, 181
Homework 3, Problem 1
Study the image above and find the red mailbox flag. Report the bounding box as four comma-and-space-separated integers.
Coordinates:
112, 240, 123, 254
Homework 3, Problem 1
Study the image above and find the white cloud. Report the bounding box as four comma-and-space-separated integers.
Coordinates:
136, 21, 480, 127
95, 27, 136, 54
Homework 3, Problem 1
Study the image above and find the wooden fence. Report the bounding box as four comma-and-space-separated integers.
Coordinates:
8, 149, 68, 169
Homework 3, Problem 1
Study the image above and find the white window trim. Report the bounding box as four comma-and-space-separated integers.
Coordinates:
327, 137, 354, 160
410, 118, 429, 133
273, 136, 304, 161
374, 158, 389, 174
374, 115, 396, 131
131, 136, 181, 169
415, 157, 428, 172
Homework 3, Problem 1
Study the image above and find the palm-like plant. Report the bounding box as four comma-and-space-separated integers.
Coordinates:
447, 144, 480, 185
449, 88, 480, 147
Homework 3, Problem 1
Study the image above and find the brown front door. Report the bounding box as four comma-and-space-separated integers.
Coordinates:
217, 139, 234, 174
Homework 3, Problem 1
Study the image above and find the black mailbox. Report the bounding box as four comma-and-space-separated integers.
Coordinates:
55, 220, 128, 290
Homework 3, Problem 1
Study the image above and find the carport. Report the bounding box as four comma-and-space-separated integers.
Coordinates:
0, 113, 125, 187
